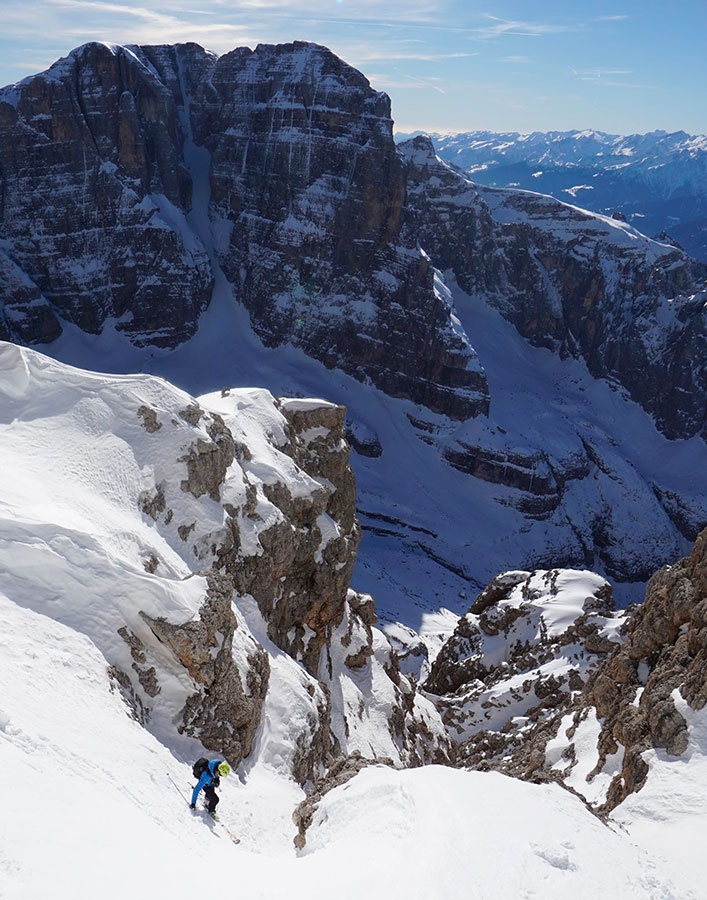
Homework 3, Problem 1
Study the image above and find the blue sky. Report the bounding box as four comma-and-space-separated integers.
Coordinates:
1, 0, 705, 135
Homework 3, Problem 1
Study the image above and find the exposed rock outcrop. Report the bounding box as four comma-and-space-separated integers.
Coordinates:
292, 752, 394, 849
430, 530, 707, 819
424, 568, 624, 771
0, 42, 213, 346
141, 572, 269, 767
322, 591, 454, 768
535, 528, 707, 813
199, 397, 362, 676
121, 372, 451, 780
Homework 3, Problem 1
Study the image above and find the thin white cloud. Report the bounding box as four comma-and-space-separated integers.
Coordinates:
572, 68, 632, 78
473, 14, 578, 39
570, 67, 656, 90
389, 68, 446, 94
356, 50, 477, 62
45, 0, 178, 23
39, 0, 257, 51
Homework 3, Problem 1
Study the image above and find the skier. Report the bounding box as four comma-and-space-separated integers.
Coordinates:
190, 759, 231, 815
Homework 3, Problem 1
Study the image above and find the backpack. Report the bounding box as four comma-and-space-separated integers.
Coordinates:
192, 757, 209, 780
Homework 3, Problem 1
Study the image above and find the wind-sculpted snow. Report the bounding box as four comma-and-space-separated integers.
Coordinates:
0, 342, 449, 781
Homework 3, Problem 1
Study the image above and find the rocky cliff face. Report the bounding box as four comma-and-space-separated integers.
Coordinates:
400, 135, 707, 441
2, 43, 707, 654
0, 41, 487, 420
422, 568, 625, 771
537, 529, 707, 814
0, 43, 213, 347
187, 43, 487, 420
132, 381, 441, 770
0, 342, 452, 782
3, 44, 706, 438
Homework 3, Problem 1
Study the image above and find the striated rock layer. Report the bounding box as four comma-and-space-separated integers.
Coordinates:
1, 42, 706, 438
0, 43, 213, 347
400, 135, 707, 440
0, 41, 487, 421
0, 343, 451, 784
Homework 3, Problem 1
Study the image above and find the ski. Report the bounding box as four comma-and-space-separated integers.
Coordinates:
167, 773, 241, 844
221, 825, 241, 845
193, 801, 242, 844
203, 808, 241, 843
201, 810, 241, 844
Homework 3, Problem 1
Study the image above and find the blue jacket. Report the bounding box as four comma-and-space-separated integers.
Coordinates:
191, 759, 221, 806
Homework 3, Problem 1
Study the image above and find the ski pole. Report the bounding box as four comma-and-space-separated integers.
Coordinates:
166, 771, 192, 805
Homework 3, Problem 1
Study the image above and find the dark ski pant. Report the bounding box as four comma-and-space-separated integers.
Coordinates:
204, 785, 219, 814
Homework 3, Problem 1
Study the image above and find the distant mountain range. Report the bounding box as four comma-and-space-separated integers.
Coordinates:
397, 129, 707, 263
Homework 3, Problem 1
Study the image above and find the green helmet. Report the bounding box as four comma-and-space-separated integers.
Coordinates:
218, 762, 231, 778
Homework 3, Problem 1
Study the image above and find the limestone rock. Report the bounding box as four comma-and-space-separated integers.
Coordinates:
461, 529, 707, 816
0, 41, 487, 421
400, 135, 707, 441
179, 413, 235, 501
141, 573, 269, 767
561, 529, 707, 812
0, 43, 213, 347
424, 569, 623, 769
321, 591, 454, 769
292, 752, 394, 849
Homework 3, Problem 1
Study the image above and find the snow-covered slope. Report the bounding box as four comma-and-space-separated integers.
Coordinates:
0, 341, 449, 779
1, 593, 702, 900
3, 343, 707, 899
35, 238, 707, 629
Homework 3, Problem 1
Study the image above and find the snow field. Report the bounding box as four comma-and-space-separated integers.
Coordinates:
301, 764, 700, 900
1, 340, 705, 898
2, 591, 700, 900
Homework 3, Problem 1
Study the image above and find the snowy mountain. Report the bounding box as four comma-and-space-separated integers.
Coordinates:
411, 129, 707, 263
2, 341, 707, 899
1, 43, 706, 622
